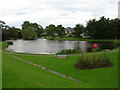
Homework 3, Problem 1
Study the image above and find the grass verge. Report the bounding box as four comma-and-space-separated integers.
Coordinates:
2, 52, 88, 88
13, 51, 118, 88
2, 41, 119, 88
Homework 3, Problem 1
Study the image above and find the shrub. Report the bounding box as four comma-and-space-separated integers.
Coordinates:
75, 53, 113, 69
96, 54, 111, 67
91, 47, 102, 52
48, 38, 55, 40
7, 41, 13, 45
113, 40, 120, 48
68, 35, 72, 37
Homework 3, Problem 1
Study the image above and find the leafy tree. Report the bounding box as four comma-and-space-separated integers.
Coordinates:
85, 19, 97, 39
8, 27, 21, 39
112, 18, 120, 39
21, 21, 31, 30
36, 25, 43, 37
18, 30, 22, 39
85, 16, 120, 39
45, 24, 56, 37
55, 25, 65, 37
0, 20, 4, 41
0, 20, 10, 41
21, 21, 43, 37
0, 20, 22, 40
0, 20, 6, 30
22, 27, 38, 40
74, 24, 84, 37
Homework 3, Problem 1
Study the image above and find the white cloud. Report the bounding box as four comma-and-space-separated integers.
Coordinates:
0, 0, 119, 28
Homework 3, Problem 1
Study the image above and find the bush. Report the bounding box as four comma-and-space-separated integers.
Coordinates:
75, 53, 113, 69
113, 40, 120, 48
7, 41, 13, 45
91, 48, 102, 52
48, 38, 55, 40
68, 35, 73, 37
59, 48, 82, 54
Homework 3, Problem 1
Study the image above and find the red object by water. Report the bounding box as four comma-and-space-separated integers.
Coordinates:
93, 43, 97, 48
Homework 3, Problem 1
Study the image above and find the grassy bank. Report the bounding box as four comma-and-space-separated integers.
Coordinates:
47, 37, 118, 42
0, 42, 9, 50
3, 53, 88, 88
1, 42, 85, 88
0, 42, 2, 89
1, 41, 119, 88
13, 51, 118, 88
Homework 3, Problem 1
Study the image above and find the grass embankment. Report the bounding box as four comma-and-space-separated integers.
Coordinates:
0, 42, 2, 89
3, 53, 86, 88
2, 42, 85, 88
48, 37, 118, 42
2, 42, 119, 88
0, 42, 9, 50
13, 51, 119, 88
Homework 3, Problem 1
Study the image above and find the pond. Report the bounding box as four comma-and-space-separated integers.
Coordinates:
6, 39, 114, 54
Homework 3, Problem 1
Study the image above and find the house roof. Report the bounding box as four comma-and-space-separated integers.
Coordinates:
65, 27, 74, 31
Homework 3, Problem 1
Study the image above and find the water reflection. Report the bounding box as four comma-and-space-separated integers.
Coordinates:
6, 39, 114, 54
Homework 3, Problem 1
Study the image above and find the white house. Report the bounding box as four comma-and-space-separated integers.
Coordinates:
64, 27, 74, 35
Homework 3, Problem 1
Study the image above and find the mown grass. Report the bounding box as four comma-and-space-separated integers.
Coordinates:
0, 42, 2, 89
0, 42, 9, 50
13, 51, 119, 88
1, 42, 87, 88
2, 52, 89, 88
2, 41, 119, 88
0, 52, 2, 89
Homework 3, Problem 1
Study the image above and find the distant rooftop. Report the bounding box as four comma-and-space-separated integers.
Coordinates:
65, 27, 74, 31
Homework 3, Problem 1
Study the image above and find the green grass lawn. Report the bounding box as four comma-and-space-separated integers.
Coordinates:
13, 51, 118, 88
3, 53, 88, 88
1, 42, 86, 88
0, 42, 2, 89
1, 41, 119, 88
0, 52, 2, 89
0, 42, 2, 50
0, 42, 9, 50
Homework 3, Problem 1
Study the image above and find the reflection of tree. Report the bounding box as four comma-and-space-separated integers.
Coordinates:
72, 41, 88, 53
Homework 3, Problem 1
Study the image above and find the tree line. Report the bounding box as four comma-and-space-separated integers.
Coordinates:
0, 16, 120, 41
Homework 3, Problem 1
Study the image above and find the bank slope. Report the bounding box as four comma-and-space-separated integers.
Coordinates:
2, 53, 87, 88
13, 51, 119, 88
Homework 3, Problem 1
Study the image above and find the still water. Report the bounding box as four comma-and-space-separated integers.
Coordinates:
6, 39, 114, 54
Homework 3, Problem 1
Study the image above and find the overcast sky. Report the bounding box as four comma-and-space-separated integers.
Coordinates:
0, 0, 119, 28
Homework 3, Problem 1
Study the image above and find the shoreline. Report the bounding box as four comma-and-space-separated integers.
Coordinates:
2, 41, 119, 56
46, 37, 119, 42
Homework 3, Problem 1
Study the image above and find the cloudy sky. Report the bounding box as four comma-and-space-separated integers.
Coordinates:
0, 0, 119, 28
